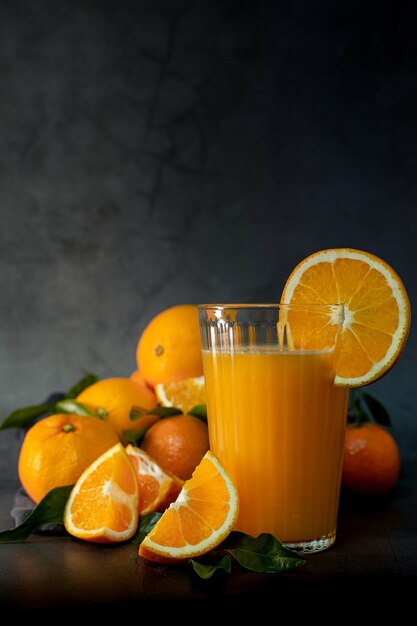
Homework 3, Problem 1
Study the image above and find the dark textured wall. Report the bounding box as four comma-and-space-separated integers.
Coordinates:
1, 1, 416, 475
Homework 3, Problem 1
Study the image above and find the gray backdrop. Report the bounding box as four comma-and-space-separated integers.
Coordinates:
1, 1, 416, 484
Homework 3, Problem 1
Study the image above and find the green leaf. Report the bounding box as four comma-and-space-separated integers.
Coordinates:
132, 512, 162, 544
122, 428, 148, 446
150, 406, 183, 418
188, 404, 207, 422
190, 555, 232, 579
54, 399, 97, 417
0, 403, 52, 431
347, 390, 369, 425
64, 373, 99, 399
0, 485, 73, 542
224, 532, 305, 574
361, 392, 392, 427
129, 406, 149, 421
130, 405, 182, 422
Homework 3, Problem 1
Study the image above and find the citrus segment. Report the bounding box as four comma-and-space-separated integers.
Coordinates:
281, 304, 341, 352
281, 248, 410, 386
139, 450, 239, 562
64, 443, 139, 543
155, 376, 206, 414
125, 445, 184, 515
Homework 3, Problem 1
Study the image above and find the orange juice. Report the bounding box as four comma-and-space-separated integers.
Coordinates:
202, 347, 349, 546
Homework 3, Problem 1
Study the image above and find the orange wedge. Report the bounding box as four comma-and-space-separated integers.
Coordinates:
64, 443, 139, 543
125, 445, 184, 516
281, 248, 411, 387
139, 450, 239, 563
155, 376, 206, 414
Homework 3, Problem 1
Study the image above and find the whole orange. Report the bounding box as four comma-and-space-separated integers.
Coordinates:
342, 422, 401, 495
136, 305, 203, 387
141, 414, 209, 481
130, 368, 154, 391
18, 414, 120, 504
76, 377, 157, 439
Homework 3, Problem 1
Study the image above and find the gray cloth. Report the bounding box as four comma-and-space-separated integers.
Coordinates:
11, 486, 65, 533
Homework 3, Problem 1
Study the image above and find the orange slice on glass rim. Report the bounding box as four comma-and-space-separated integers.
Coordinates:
139, 450, 239, 563
155, 376, 206, 414
281, 248, 411, 387
64, 443, 139, 543
125, 445, 184, 516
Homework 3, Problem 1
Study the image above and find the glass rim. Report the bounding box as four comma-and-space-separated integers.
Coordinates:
197, 303, 344, 309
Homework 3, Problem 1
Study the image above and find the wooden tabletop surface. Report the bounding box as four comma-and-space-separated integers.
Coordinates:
0, 429, 416, 615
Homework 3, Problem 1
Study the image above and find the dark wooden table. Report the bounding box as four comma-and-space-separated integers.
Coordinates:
0, 429, 416, 615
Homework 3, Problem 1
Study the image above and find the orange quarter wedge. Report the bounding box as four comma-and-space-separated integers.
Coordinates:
139, 450, 239, 563
281, 248, 411, 387
64, 443, 139, 543
125, 445, 184, 516
155, 376, 206, 414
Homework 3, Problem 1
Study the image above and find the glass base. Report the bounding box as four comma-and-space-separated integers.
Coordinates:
283, 530, 336, 554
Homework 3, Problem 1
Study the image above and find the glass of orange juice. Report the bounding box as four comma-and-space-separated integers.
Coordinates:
198, 303, 349, 553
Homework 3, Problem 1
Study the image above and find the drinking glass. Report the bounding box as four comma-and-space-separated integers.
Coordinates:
198, 303, 349, 553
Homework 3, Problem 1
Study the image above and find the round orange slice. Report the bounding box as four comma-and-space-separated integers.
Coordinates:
139, 450, 239, 563
281, 248, 411, 387
64, 443, 139, 543
155, 376, 206, 414
125, 445, 184, 516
